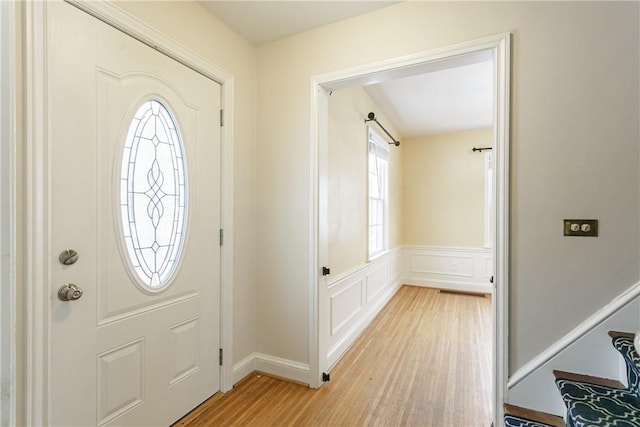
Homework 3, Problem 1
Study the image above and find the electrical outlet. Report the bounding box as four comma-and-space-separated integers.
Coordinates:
563, 219, 598, 237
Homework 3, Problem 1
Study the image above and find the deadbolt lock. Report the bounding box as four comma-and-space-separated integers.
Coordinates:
59, 249, 79, 266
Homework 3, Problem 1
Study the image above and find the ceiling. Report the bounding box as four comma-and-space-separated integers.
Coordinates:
198, 1, 494, 138
198, 1, 400, 46
363, 53, 494, 138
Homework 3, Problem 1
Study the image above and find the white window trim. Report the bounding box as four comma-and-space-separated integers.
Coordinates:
484, 151, 494, 249
367, 126, 390, 261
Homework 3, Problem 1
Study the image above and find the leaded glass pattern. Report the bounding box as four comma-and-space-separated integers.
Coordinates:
120, 99, 187, 289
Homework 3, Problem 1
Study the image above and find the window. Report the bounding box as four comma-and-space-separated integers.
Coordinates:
368, 128, 389, 259
120, 99, 187, 290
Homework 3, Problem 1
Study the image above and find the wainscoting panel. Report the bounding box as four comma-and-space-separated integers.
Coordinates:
404, 246, 493, 293
330, 278, 364, 336
326, 249, 403, 369
366, 263, 390, 303
411, 253, 474, 277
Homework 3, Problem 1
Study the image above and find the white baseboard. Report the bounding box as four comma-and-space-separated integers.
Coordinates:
232, 353, 257, 385
232, 352, 310, 386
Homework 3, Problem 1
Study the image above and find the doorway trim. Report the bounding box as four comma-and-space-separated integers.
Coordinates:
309, 33, 511, 424
0, 0, 16, 425
23, 1, 235, 424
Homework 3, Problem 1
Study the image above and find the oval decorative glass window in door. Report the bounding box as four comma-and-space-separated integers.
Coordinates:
120, 99, 187, 290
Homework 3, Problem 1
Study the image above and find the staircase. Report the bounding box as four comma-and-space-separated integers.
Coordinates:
504, 331, 640, 427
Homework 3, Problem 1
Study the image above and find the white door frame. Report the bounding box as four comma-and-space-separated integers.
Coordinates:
0, 0, 16, 425
23, 1, 235, 424
309, 33, 511, 425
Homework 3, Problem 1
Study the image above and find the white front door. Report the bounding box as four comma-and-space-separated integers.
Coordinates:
48, 2, 221, 425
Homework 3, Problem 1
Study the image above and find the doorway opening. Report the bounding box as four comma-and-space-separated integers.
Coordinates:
309, 33, 511, 425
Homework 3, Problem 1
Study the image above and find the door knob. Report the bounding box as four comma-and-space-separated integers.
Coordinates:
58, 283, 83, 301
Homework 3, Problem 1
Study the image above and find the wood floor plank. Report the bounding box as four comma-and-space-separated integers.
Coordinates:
174, 286, 492, 426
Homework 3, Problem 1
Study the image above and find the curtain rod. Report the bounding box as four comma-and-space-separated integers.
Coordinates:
364, 112, 400, 147
472, 147, 492, 152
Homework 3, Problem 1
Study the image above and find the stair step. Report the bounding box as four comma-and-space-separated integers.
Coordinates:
609, 332, 640, 396
503, 403, 566, 427
555, 376, 640, 426
553, 370, 625, 389
608, 330, 636, 339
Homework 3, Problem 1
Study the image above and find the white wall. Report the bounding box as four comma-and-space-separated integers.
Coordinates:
255, 1, 639, 375
112, 1, 258, 368
327, 86, 403, 276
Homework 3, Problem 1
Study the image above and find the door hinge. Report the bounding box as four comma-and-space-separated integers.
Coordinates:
322, 266, 331, 276
220, 109, 224, 127
220, 229, 224, 246
322, 372, 330, 382
219, 348, 223, 366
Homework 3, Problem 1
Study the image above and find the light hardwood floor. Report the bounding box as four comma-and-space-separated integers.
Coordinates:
175, 285, 492, 427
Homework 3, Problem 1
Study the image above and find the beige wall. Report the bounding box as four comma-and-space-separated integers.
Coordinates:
403, 129, 491, 248
327, 87, 403, 276
113, 1, 258, 366
256, 1, 639, 371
